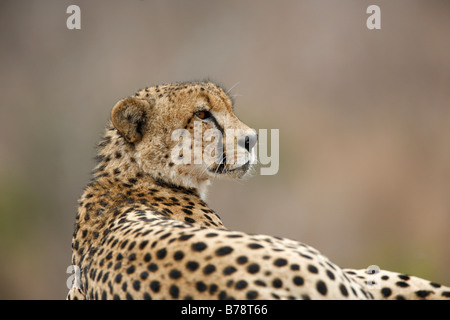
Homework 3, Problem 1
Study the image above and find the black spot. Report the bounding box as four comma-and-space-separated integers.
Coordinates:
216, 246, 233, 256
290, 264, 300, 271
128, 253, 136, 261
272, 278, 283, 288
186, 261, 199, 271
133, 280, 141, 291
126, 293, 133, 300
381, 275, 389, 280
380, 287, 392, 298
205, 233, 219, 237
150, 281, 160, 293
184, 217, 195, 223
237, 256, 248, 264
235, 280, 248, 290
192, 242, 207, 252
102, 272, 109, 283
97, 270, 103, 281
143, 253, 151, 262
339, 284, 349, 297
430, 282, 441, 288
396, 281, 409, 288
398, 274, 410, 281
326, 270, 335, 280
169, 269, 182, 279
140, 271, 149, 280
174, 250, 184, 261
246, 290, 258, 300
156, 248, 167, 259
114, 274, 122, 284
147, 263, 158, 272
143, 292, 151, 300
345, 270, 356, 275
248, 243, 263, 249
395, 295, 405, 300
226, 233, 243, 238
169, 285, 179, 299
254, 280, 266, 287
316, 280, 328, 295
415, 290, 432, 299
247, 263, 260, 274
293, 276, 304, 286
209, 284, 218, 295
128, 241, 136, 250
223, 266, 237, 275
218, 290, 227, 300
196, 281, 207, 292
360, 288, 371, 299
139, 240, 148, 250
110, 239, 118, 249
159, 232, 171, 240
308, 264, 319, 274
203, 264, 216, 275
179, 234, 194, 241
274, 258, 287, 267
326, 261, 337, 271
126, 266, 135, 274
182, 208, 193, 215
300, 253, 313, 260
442, 291, 450, 298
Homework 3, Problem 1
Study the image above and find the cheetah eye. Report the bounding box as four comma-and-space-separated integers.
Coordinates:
195, 110, 212, 120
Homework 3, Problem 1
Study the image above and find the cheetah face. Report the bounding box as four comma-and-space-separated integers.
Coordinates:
184, 100, 257, 179
111, 82, 257, 191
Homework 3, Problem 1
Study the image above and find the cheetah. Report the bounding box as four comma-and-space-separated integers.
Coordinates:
68, 81, 450, 300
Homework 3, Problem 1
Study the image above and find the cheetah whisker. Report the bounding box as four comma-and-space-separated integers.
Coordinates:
226, 81, 240, 94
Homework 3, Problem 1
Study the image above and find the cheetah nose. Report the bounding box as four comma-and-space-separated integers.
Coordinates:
239, 132, 258, 152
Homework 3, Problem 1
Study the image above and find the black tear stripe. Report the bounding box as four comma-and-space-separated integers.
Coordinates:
193, 112, 226, 170
210, 116, 224, 135
202, 114, 225, 168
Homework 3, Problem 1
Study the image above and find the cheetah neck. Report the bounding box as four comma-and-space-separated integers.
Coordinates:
93, 124, 212, 199
78, 126, 224, 230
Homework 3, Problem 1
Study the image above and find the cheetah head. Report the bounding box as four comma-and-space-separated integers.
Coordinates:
110, 82, 257, 197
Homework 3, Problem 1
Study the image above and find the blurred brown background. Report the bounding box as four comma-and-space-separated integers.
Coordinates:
0, 0, 449, 299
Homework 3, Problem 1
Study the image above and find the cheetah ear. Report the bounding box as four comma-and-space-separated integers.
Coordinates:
111, 97, 152, 143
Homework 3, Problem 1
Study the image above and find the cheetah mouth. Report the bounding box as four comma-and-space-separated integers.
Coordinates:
209, 160, 250, 175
